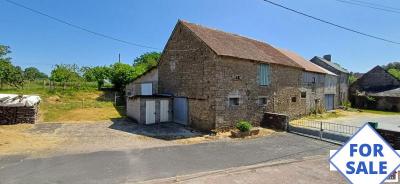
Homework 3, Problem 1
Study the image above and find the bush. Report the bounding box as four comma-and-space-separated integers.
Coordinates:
236, 121, 252, 132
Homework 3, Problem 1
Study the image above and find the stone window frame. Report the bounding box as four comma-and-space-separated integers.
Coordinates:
257, 96, 268, 106
301, 91, 307, 99
228, 94, 241, 107
291, 96, 297, 103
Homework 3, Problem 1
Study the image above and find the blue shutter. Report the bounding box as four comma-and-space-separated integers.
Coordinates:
259, 64, 270, 86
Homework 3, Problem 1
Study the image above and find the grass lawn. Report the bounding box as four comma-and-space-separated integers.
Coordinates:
0, 83, 124, 122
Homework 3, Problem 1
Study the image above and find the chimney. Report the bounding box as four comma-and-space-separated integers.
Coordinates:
323, 54, 332, 61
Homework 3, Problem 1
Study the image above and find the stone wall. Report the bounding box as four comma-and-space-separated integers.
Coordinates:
213, 57, 306, 130
261, 112, 289, 131
377, 129, 400, 150
0, 106, 39, 125
302, 72, 327, 113
158, 21, 217, 130
352, 96, 400, 112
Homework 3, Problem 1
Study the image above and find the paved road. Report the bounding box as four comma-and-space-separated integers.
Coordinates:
139, 156, 344, 184
325, 114, 400, 131
0, 133, 338, 184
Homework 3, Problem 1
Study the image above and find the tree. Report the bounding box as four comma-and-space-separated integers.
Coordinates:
50, 64, 81, 89
132, 52, 160, 76
24, 67, 48, 81
133, 52, 160, 67
0, 45, 25, 89
348, 73, 358, 85
383, 62, 400, 71
82, 66, 111, 89
388, 68, 400, 80
110, 62, 135, 91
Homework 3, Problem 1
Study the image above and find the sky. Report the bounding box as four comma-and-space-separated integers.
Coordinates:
1, 0, 399, 74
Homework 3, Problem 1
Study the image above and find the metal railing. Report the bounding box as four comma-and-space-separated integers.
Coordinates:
290, 120, 360, 136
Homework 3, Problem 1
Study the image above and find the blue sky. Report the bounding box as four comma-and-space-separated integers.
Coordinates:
1, 0, 399, 74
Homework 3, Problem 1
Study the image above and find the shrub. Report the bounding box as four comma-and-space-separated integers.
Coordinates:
236, 121, 252, 132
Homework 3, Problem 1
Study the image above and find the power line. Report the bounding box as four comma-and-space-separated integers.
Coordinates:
348, 0, 400, 11
262, 0, 400, 45
3, 0, 161, 50
3, 0, 199, 52
335, 0, 400, 14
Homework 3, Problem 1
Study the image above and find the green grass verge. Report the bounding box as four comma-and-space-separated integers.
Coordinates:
0, 83, 123, 122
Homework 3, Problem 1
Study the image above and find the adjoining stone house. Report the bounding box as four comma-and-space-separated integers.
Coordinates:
127, 20, 338, 130
278, 49, 338, 111
310, 55, 350, 108
349, 66, 400, 111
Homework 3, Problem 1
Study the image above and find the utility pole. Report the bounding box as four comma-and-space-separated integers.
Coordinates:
118, 53, 121, 63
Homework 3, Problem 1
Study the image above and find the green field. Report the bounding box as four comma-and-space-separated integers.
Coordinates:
0, 81, 124, 122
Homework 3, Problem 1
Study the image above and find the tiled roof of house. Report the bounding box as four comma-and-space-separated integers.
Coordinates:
277, 49, 337, 76
180, 20, 303, 69
313, 56, 349, 74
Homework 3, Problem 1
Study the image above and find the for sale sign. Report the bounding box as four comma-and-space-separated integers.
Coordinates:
330, 124, 400, 184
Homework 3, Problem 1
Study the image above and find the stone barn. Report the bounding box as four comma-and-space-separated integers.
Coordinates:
0, 94, 41, 125
126, 20, 344, 131
350, 66, 400, 112
156, 20, 340, 131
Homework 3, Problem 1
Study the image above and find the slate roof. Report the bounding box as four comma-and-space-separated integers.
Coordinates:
368, 88, 400, 97
277, 49, 337, 76
312, 56, 349, 74
180, 20, 303, 69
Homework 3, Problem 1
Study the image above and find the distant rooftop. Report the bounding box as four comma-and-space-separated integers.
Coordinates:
313, 56, 349, 74
277, 49, 336, 76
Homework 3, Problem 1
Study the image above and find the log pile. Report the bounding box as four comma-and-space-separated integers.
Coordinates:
0, 105, 39, 125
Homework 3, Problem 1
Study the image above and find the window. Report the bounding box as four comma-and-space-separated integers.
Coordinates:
301, 92, 307, 98
258, 97, 267, 106
291, 97, 297, 103
258, 64, 270, 86
141, 83, 153, 95
234, 75, 241, 80
229, 98, 239, 106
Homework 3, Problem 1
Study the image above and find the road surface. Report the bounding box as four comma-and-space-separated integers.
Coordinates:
0, 133, 338, 184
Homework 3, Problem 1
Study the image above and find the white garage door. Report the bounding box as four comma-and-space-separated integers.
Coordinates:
160, 100, 169, 122
145, 100, 156, 124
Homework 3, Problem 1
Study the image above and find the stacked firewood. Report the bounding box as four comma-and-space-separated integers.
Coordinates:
0, 105, 39, 125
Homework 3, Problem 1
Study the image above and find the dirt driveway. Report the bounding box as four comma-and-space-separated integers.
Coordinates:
0, 119, 275, 158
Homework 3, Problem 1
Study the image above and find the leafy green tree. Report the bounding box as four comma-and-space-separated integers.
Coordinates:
383, 62, 400, 71
348, 73, 358, 84
132, 52, 160, 76
110, 62, 135, 91
50, 64, 81, 89
7, 66, 25, 88
0, 45, 25, 89
82, 66, 111, 89
133, 52, 160, 67
388, 68, 400, 80
24, 67, 48, 81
